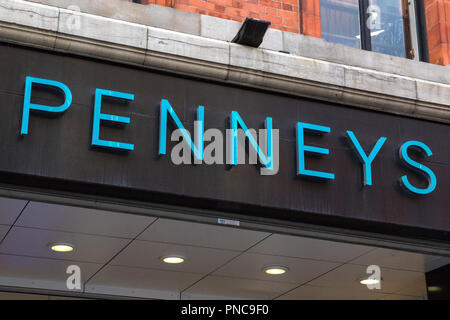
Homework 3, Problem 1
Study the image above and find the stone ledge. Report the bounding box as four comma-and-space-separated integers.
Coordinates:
0, 0, 448, 124
27, 0, 450, 84
58, 8, 148, 49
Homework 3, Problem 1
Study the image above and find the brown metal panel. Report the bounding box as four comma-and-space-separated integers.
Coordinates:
0, 43, 448, 239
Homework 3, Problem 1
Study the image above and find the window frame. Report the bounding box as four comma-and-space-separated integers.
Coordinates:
414, 0, 430, 62
320, 0, 427, 61
358, 0, 414, 59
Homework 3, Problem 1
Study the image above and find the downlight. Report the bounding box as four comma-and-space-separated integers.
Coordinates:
49, 243, 74, 253
161, 256, 185, 264
263, 266, 288, 275
359, 278, 381, 285
427, 286, 442, 292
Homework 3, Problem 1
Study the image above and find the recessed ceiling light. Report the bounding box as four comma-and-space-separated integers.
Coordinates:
161, 256, 185, 264
359, 278, 380, 285
49, 243, 74, 253
263, 266, 288, 275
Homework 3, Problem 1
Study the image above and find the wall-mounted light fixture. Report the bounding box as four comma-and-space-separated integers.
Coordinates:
232, 17, 271, 48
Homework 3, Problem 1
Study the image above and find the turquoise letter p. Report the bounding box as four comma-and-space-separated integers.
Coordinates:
21, 76, 72, 135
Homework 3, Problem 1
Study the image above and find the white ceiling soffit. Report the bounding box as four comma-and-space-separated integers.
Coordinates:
84, 265, 203, 300
0, 254, 102, 292
138, 218, 270, 251
110, 240, 240, 274
15, 201, 156, 238
249, 234, 374, 263
0, 226, 130, 264
0, 197, 27, 225
0, 197, 448, 299
212, 252, 340, 284
0, 225, 9, 242
292, 263, 428, 299
181, 276, 298, 300
350, 248, 450, 273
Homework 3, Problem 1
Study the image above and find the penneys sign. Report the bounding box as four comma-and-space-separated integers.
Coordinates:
0, 44, 448, 236
21, 76, 437, 196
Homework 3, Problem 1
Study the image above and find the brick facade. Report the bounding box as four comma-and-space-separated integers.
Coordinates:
425, 0, 450, 65
140, 0, 449, 66
299, 0, 320, 37
142, 0, 300, 33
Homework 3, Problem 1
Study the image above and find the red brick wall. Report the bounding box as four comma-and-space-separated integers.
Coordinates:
299, 0, 320, 37
142, 0, 300, 33
425, 0, 450, 65
142, 0, 449, 66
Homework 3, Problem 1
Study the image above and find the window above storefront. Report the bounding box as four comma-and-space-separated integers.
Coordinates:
320, 0, 422, 60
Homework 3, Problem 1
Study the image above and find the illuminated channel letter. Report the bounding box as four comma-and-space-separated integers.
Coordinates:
399, 141, 437, 195
296, 122, 334, 180
91, 89, 134, 151
346, 131, 387, 186
21, 76, 72, 135
159, 99, 204, 161
229, 111, 273, 171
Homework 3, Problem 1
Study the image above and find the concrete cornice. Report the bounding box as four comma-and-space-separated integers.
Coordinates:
0, 0, 449, 123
